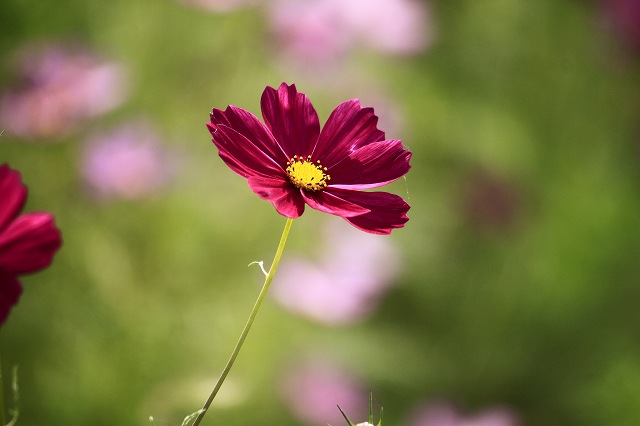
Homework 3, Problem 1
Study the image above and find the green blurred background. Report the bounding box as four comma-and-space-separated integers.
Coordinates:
2, 0, 640, 425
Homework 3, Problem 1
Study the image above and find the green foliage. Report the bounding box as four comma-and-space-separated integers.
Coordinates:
2, 0, 640, 425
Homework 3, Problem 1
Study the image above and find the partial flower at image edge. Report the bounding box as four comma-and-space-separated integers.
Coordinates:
0, 164, 62, 326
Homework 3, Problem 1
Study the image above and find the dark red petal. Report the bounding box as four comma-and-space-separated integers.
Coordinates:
0, 212, 62, 275
260, 83, 320, 158
0, 272, 22, 326
248, 176, 305, 218
210, 124, 285, 179
210, 106, 288, 164
329, 140, 412, 189
0, 164, 27, 233
301, 190, 370, 218
326, 188, 410, 235
312, 100, 386, 167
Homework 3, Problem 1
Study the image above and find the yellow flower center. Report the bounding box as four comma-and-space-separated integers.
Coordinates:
286, 155, 330, 191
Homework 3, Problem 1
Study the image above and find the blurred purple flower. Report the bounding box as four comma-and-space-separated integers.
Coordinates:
280, 358, 369, 426
81, 121, 176, 200
409, 402, 519, 426
461, 171, 521, 233
0, 43, 128, 139
272, 221, 401, 325
268, 0, 434, 66
600, 0, 640, 53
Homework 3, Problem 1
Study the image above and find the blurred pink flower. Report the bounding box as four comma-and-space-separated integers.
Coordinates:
269, 0, 350, 65
0, 43, 128, 139
81, 121, 176, 200
280, 358, 369, 426
339, 0, 433, 55
268, 0, 434, 66
178, 0, 261, 12
409, 402, 519, 426
272, 221, 401, 325
0, 164, 62, 326
600, 0, 640, 53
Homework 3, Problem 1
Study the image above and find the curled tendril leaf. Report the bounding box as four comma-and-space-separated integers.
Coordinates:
248, 260, 268, 277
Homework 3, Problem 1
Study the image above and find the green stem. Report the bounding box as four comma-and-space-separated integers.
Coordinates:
191, 217, 294, 426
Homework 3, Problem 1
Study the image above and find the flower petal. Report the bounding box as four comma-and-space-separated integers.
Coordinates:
312, 100, 385, 167
0, 272, 22, 326
0, 212, 62, 274
248, 176, 305, 218
210, 123, 285, 179
260, 83, 320, 157
301, 190, 370, 218
0, 164, 27, 233
329, 140, 412, 189
327, 189, 410, 235
210, 105, 288, 164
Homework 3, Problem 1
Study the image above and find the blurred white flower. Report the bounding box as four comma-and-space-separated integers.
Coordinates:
272, 221, 401, 325
81, 121, 176, 200
0, 43, 128, 139
409, 402, 519, 426
267, 0, 435, 66
280, 358, 369, 426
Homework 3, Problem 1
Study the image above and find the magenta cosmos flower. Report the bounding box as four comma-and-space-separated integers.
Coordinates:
0, 164, 62, 325
207, 83, 411, 234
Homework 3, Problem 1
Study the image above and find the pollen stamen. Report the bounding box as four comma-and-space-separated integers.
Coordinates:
286, 155, 330, 191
